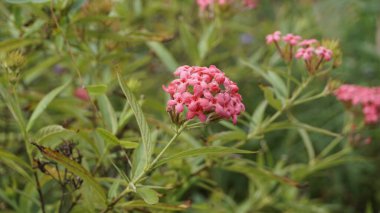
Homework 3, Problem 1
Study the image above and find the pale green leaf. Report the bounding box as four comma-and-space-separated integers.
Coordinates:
259, 85, 282, 110
118, 200, 189, 211
97, 95, 118, 134
86, 84, 107, 96
146, 41, 178, 72
117, 73, 152, 179
136, 187, 159, 205
96, 128, 138, 149
36, 125, 75, 145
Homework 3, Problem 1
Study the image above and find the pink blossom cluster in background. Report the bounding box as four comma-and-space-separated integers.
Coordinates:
163, 65, 245, 124
266, 31, 333, 72
335, 84, 380, 124
196, 0, 257, 11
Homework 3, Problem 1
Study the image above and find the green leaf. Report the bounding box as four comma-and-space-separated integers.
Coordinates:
267, 71, 288, 98
199, 23, 216, 59
298, 129, 315, 163
207, 130, 246, 143
136, 187, 159, 205
86, 84, 107, 96
179, 22, 199, 62
146, 41, 178, 72
35, 125, 75, 145
252, 100, 268, 126
96, 128, 138, 149
118, 200, 189, 211
117, 73, 152, 179
223, 159, 305, 188
0, 85, 27, 135
156, 146, 254, 167
26, 79, 71, 131
259, 85, 282, 110
97, 95, 118, 134
33, 144, 106, 203
0, 148, 32, 181
23, 56, 61, 84
0, 39, 40, 53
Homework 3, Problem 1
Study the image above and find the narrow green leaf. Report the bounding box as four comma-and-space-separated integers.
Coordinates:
156, 146, 254, 167
207, 130, 246, 143
33, 144, 106, 203
298, 129, 315, 163
24, 56, 61, 84
252, 100, 268, 126
96, 128, 138, 149
0, 85, 27, 135
0, 38, 40, 52
146, 41, 178, 72
136, 187, 159, 205
259, 85, 282, 110
179, 23, 199, 62
26, 79, 71, 131
97, 95, 118, 134
117, 73, 152, 179
267, 71, 288, 98
118, 200, 189, 211
199, 23, 216, 59
86, 84, 107, 96
0, 148, 32, 181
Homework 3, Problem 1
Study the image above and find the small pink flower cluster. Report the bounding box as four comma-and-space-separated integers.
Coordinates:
335, 84, 380, 124
196, 0, 257, 11
266, 31, 333, 72
163, 65, 245, 124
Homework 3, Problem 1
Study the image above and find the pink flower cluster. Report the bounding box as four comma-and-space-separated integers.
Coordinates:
196, 0, 257, 11
163, 65, 245, 124
335, 84, 380, 124
266, 31, 333, 72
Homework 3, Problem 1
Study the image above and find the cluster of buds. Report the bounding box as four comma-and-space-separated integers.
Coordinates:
196, 0, 257, 11
334, 84, 380, 125
1, 50, 25, 84
266, 31, 335, 73
163, 65, 245, 125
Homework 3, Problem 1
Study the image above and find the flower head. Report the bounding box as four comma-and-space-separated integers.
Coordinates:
282, 33, 302, 46
266, 31, 281, 44
335, 84, 380, 125
163, 65, 245, 124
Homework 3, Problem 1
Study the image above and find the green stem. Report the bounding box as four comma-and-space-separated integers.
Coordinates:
150, 122, 189, 167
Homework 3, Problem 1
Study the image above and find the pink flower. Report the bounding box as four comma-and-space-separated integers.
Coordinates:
298, 39, 318, 47
282, 34, 302, 46
315, 46, 333, 61
266, 31, 281, 44
295, 47, 314, 60
196, 0, 213, 11
163, 65, 245, 124
243, 0, 257, 8
334, 84, 380, 125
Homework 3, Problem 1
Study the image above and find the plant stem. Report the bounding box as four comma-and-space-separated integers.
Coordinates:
150, 122, 189, 167
101, 188, 133, 213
